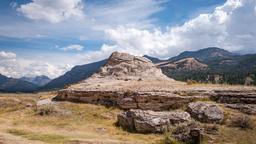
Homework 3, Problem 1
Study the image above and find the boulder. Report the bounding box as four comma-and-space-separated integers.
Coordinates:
117, 109, 191, 133
187, 102, 224, 123
37, 98, 53, 106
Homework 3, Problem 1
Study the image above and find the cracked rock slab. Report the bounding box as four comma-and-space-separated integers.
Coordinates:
117, 109, 191, 133
187, 102, 224, 123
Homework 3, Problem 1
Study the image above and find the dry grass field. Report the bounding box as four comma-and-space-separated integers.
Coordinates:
0, 92, 163, 144
0, 92, 255, 144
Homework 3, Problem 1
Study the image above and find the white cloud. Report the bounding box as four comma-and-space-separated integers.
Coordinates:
22, 62, 71, 78
71, 0, 256, 65
0, 51, 71, 78
17, 0, 84, 23
1, 0, 166, 39
90, 0, 256, 59
62, 44, 84, 51
0, 51, 16, 59
86, 0, 166, 28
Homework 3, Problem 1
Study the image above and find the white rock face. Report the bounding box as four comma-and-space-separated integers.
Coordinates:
91, 52, 170, 80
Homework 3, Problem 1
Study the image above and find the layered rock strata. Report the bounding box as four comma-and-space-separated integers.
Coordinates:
211, 90, 256, 104
211, 90, 256, 115
55, 90, 206, 110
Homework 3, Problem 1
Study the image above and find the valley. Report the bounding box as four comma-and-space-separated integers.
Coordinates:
0, 51, 255, 144
1, 1, 256, 144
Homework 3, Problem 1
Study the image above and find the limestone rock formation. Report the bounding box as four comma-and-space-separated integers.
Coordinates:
117, 109, 191, 133
225, 104, 256, 115
118, 92, 207, 110
55, 90, 207, 111
187, 102, 224, 123
211, 91, 256, 104
54, 52, 256, 114
90, 51, 169, 80
54, 52, 189, 110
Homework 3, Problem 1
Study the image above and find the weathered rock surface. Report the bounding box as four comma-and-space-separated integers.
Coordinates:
211, 91, 256, 104
187, 102, 224, 123
171, 122, 203, 144
117, 109, 191, 133
225, 104, 256, 115
91, 51, 169, 80
37, 98, 53, 106
55, 90, 207, 111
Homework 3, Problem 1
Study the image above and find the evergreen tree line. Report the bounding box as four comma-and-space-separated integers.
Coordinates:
162, 68, 256, 85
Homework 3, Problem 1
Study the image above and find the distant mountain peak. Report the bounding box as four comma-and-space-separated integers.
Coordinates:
20, 75, 51, 87
143, 55, 166, 63
170, 47, 234, 62
0, 74, 38, 92
159, 57, 207, 71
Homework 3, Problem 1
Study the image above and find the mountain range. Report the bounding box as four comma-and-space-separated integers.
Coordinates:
158, 47, 256, 84
0, 74, 39, 92
20, 75, 51, 86
1, 47, 255, 92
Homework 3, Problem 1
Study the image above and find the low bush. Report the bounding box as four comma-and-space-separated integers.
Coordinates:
186, 80, 198, 85
161, 133, 184, 144
35, 104, 56, 116
229, 115, 254, 129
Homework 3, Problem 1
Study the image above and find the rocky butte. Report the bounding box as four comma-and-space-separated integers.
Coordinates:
54, 51, 204, 110
54, 51, 256, 134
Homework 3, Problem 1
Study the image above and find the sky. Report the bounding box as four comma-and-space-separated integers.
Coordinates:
0, 0, 256, 78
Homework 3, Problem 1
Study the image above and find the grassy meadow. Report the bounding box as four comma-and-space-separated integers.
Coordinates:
0, 92, 255, 144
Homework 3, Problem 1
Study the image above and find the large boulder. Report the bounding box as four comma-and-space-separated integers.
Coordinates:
117, 109, 191, 133
187, 102, 224, 123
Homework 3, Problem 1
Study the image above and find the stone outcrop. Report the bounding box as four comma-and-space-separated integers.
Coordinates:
187, 102, 224, 123
225, 104, 256, 115
55, 86, 256, 111
210, 91, 256, 115
91, 52, 169, 80
54, 52, 256, 113
55, 90, 207, 111
117, 109, 191, 133
211, 91, 256, 104
118, 92, 207, 110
